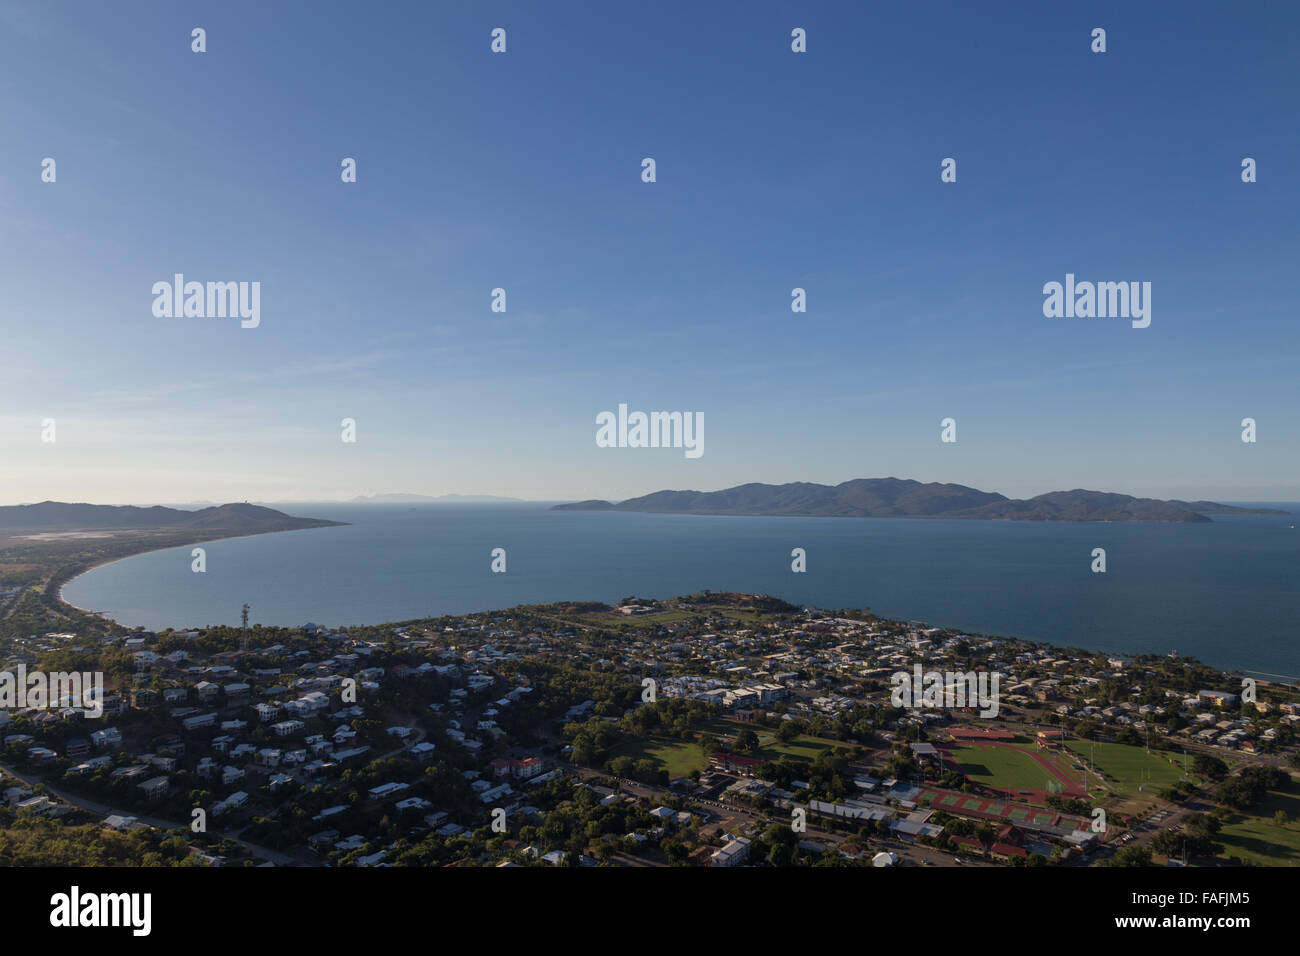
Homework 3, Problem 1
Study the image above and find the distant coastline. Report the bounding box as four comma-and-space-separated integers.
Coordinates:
0, 502, 345, 637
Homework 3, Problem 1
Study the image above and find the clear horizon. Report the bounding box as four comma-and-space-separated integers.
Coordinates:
4, 477, 1300, 510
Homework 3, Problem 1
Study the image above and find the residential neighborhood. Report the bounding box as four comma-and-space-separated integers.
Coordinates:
1, 592, 1296, 867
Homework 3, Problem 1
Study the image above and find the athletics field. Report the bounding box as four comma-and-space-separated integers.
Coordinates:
941, 739, 1086, 800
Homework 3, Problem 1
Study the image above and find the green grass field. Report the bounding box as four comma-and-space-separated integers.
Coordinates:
706, 718, 844, 763
755, 733, 840, 763
609, 717, 845, 778
573, 603, 776, 629
609, 736, 710, 777
574, 610, 696, 628
1062, 740, 1191, 797
948, 743, 1068, 792
1215, 777, 1300, 865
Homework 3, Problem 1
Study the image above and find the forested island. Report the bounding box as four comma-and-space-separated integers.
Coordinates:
555, 478, 1288, 523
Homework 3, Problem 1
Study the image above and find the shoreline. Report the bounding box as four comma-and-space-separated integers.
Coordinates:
59, 570, 1286, 685
50, 521, 1296, 685
54, 524, 344, 618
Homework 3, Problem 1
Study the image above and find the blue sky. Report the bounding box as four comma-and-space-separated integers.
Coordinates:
1, 1, 1297, 504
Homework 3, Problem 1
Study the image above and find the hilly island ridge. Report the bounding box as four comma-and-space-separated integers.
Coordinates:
552, 478, 1289, 523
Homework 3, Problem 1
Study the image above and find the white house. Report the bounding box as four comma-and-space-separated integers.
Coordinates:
711, 837, 751, 867
212, 791, 248, 816
90, 728, 122, 750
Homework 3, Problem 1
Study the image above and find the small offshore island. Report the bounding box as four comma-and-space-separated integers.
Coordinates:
0, 581, 1297, 868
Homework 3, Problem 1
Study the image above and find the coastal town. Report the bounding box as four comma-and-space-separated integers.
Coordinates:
1, 591, 1296, 867
0, 1, 1289, 939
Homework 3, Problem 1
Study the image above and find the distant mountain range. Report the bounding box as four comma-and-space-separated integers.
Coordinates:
0, 501, 344, 532
552, 478, 1290, 523
350, 493, 525, 503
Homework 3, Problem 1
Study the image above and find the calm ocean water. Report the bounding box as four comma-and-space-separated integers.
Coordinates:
62, 503, 1300, 678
